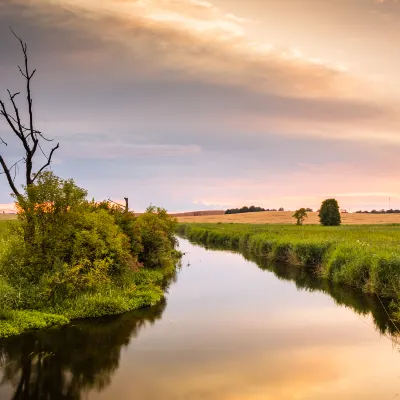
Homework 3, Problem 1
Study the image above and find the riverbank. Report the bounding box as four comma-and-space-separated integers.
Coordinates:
0, 200, 181, 338
0, 268, 173, 338
177, 223, 400, 319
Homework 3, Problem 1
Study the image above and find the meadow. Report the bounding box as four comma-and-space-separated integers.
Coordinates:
177, 223, 400, 318
177, 211, 400, 225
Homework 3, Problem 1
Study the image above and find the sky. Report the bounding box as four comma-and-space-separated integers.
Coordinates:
1, 0, 400, 212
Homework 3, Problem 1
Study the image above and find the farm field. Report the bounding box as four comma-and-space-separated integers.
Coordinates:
0, 214, 16, 221
177, 211, 400, 225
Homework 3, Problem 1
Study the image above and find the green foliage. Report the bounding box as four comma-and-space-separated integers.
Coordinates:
134, 206, 180, 270
0, 310, 69, 338
0, 172, 181, 337
0, 278, 19, 319
225, 205, 266, 214
55, 286, 164, 320
319, 198, 341, 226
177, 223, 400, 316
292, 208, 308, 225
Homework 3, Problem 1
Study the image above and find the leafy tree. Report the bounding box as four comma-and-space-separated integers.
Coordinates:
318, 198, 341, 226
292, 208, 308, 225
278, 207, 284, 211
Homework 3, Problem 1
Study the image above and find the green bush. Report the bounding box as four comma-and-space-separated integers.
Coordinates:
319, 198, 341, 226
0, 278, 19, 319
0, 172, 181, 337
134, 206, 179, 270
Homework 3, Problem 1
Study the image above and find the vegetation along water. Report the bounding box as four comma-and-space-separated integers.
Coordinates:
0, 174, 181, 338
0, 238, 399, 399
177, 223, 400, 321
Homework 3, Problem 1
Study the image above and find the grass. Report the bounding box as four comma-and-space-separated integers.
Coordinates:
177, 223, 400, 317
0, 310, 69, 338
177, 211, 400, 225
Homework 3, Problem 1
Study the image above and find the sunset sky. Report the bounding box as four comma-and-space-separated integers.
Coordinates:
1, 0, 400, 212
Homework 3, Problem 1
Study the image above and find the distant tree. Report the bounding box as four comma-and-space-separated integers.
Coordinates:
278, 207, 284, 211
319, 199, 341, 226
305, 207, 313, 212
225, 205, 266, 215
293, 208, 308, 225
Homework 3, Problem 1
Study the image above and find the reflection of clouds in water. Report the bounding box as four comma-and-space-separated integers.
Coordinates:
0, 239, 400, 400
102, 334, 398, 400
93, 240, 400, 400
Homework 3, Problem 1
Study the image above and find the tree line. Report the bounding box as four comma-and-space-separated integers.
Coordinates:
225, 206, 286, 214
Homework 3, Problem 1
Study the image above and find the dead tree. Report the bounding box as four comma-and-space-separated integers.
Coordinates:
0, 29, 59, 203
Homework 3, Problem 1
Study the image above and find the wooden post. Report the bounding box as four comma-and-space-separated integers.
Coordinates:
124, 197, 129, 213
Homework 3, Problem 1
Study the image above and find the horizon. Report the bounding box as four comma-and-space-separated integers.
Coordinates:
2, 0, 400, 212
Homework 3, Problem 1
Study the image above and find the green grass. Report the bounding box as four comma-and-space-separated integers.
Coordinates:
177, 223, 400, 311
0, 310, 69, 338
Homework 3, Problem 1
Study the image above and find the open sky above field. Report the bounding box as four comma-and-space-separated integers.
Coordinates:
1, 0, 400, 212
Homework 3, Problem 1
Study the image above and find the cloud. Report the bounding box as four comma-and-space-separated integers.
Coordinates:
1, 0, 400, 211
61, 141, 201, 159
0, 0, 373, 99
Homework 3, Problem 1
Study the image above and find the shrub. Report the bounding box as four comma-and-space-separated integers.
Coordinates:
292, 208, 308, 225
0, 278, 18, 319
319, 199, 341, 226
134, 206, 180, 270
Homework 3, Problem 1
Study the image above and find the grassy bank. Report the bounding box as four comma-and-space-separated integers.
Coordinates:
177, 223, 400, 317
0, 175, 181, 339
0, 217, 179, 338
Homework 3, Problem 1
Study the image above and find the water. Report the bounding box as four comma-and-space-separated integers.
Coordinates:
1, 238, 400, 399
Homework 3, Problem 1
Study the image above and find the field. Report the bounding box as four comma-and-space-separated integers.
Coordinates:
177, 211, 400, 225
0, 214, 17, 221
177, 222, 400, 319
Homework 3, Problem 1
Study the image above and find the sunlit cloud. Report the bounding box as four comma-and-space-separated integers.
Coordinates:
1, 0, 400, 210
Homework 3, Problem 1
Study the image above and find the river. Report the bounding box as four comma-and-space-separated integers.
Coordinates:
0, 238, 400, 399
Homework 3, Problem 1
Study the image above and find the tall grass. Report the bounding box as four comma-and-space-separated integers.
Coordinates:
177, 223, 400, 315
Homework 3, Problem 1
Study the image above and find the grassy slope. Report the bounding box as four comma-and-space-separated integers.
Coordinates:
178, 223, 400, 316
178, 211, 400, 225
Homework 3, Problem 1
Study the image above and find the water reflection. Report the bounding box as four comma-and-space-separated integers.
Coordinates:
240, 249, 398, 337
201, 241, 398, 338
0, 239, 399, 400
0, 302, 166, 399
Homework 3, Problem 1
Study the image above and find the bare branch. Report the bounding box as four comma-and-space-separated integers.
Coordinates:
3, 112, 42, 136
1, 29, 60, 197
6, 90, 24, 137
36, 132, 54, 142
32, 142, 60, 183
17, 65, 27, 79
0, 101, 23, 140
0, 155, 22, 198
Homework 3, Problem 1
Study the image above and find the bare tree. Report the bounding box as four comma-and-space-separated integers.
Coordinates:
0, 29, 59, 202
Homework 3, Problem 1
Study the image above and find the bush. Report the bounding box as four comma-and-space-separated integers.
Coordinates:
134, 206, 179, 270
0, 172, 181, 337
0, 278, 18, 319
319, 199, 341, 226
292, 208, 308, 225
